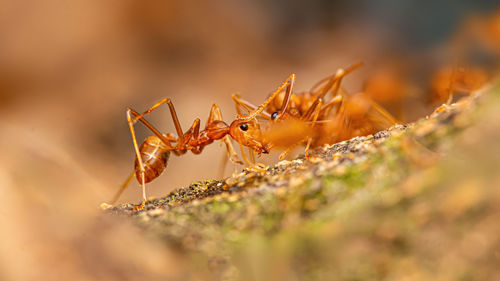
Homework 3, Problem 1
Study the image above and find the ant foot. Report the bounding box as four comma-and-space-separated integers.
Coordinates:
245, 163, 268, 173
432, 104, 451, 115
133, 200, 146, 211
100, 202, 113, 210
230, 157, 244, 165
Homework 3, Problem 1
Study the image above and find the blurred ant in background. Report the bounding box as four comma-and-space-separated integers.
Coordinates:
429, 11, 500, 105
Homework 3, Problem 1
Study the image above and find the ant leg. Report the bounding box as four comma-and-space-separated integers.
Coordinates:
217, 131, 244, 178
279, 146, 295, 160
126, 109, 148, 210
242, 74, 295, 120
279, 98, 324, 160
278, 73, 295, 115
207, 104, 243, 164
303, 63, 362, 122
232, 94, 254, 115
277, 98, 325, 161
207, 103, 224, 123
222, 136, 243, 165
259, 73, 296, 121
249, 148, 256, 164
320, 95, 343, 118
446, 65, 458, 105
127, 108, 184, 210
304, 99, 323, 158
100, 171, 135, 209
367, 99, 398, 126
279, 98, 323, 160
111, 171, 135, 205
326, 62, 363, 98
303, 64, 357, 119
128, 108, 176, 149
248, 149, 266, 168
302, 94, 326, 121
131, 98, 184, 142
309, 62, 363, 94
279, 101, 324, 160
232, 94, 272, 119
179, 118, 200, 148
239, 144, 267, 172
239, 144, 254, 167
303, 83, 335, 119
316, 69, 344, 100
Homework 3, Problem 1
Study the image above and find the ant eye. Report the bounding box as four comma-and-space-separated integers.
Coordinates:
271, 112, 279, 120
239, 124, 249, 131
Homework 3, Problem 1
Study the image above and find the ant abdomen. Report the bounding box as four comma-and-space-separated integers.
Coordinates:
134, 136, 171, 183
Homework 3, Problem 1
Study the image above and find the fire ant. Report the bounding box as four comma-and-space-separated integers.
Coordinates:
428, 11, 497, 106
231, 62, 397, 160
430, 65, 489, 104
231, 63, 363, 159
104, 76, 294, 210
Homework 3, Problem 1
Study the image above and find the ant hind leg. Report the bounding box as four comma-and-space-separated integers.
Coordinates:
126, 109, 149, 210
100, 171, 135, 209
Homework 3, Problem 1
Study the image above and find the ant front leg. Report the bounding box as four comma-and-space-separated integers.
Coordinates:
234, 74, 295, 122
304, 66, 355, 119
232, 94, 253, 115
232, 94, 272, 119
267, 73, 296, 121
242, 74, 295, 121
278, 99, 324, 160
277, 73, 295, 116
366, 98, 398, 127
319, 95, 343, 119
309, 62, 363, 96
304, 99, 323, 158
222, 136, 243, 165
239, 144, 267, 172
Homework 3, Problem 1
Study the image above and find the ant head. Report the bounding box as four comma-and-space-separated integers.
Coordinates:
229, 118, 269, 154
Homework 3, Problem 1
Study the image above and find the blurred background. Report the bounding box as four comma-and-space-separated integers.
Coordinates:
0, 0, 498, 280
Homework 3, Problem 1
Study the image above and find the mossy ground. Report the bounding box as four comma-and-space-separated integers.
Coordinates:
108, 83, 500, 280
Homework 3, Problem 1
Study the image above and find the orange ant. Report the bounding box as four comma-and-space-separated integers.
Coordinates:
104, 77, 295, 210
231, 63, 363, 159
231, 62, 397, 160
428, 11, 497, 106
430, 65, 489, 104
459, 11, 500, 58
